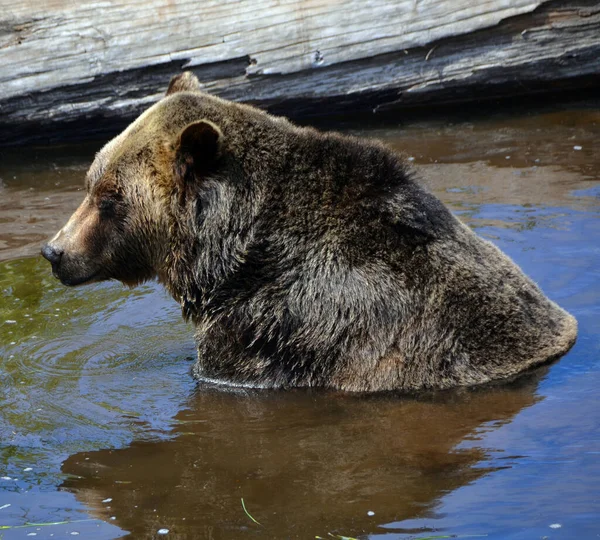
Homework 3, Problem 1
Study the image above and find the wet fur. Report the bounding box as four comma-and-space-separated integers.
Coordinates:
49, 73, 578, 392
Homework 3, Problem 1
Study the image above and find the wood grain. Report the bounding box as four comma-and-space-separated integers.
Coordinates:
0, 0, 598, 144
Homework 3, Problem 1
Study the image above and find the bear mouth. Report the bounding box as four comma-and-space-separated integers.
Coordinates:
53, 267, 102, 287
60, 273, 101, 287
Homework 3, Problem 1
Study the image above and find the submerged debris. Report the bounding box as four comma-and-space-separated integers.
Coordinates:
241, 498, 261, 526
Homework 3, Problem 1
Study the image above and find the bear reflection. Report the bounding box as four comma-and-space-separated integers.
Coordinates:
61, 370, 545, 539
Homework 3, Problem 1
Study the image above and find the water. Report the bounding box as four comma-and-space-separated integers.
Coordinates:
0, 107, 599, 539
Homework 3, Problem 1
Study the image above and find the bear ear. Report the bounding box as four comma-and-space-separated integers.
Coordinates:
175, 120, 223, 181
166, 72, 202, 95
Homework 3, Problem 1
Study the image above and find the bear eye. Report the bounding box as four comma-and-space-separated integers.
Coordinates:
98, 196, 117, 218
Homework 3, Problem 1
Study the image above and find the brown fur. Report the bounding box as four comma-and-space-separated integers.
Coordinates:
42, 72, 577, 392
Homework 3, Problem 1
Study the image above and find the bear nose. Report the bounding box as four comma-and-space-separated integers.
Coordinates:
41, 243, 64, 265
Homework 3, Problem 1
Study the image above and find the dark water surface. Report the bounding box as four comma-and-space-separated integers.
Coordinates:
0, 107, 599, 539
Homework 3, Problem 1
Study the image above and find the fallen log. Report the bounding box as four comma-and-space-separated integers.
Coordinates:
0, 0, 598, 145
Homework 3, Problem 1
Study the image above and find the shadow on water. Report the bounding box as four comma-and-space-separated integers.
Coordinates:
0, 105, 598, 539
60, 372, 548, 539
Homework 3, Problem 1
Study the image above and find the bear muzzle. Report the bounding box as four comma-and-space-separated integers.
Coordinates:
42, 197, 110, 286
41, 241, 102, 286
41, 243, 63, 266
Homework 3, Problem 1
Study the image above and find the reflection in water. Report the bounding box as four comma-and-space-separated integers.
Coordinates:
0, 106, 598, 539
61, 373, 545, 539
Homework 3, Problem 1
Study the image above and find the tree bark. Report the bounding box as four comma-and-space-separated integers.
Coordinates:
0, 0, 598, 145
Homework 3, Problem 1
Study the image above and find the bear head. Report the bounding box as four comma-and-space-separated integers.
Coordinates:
41, 73, 223, 288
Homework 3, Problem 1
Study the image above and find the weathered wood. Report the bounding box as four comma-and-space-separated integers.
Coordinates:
0, 0, 598, 145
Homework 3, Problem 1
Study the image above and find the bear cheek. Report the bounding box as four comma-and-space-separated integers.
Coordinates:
102, 219, 158, 286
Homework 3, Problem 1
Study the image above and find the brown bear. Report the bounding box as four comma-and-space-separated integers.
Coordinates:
41, 72, 577, 392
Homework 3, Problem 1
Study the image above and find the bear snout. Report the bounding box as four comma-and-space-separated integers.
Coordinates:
41, 197, 111, 286
41, 239, 102, 287
41, 243, 63, 266
42, 242, 94, 285
44, 254, 102, 287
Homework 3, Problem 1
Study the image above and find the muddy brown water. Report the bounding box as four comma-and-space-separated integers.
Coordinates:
0, 107, 599, 539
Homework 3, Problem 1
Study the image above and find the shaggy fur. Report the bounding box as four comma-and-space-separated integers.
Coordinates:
42, 73, 577, 392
